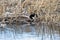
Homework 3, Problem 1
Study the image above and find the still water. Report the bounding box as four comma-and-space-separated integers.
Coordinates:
0, 23, 60, 40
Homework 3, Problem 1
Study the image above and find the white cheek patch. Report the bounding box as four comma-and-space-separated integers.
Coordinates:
32, 17, 35, 19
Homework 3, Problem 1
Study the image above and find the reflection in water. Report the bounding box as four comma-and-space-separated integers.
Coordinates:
0, 23, 60, 40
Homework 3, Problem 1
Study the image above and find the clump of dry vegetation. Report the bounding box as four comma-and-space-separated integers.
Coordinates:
21, 0, 60, 24
0, 0, 60, 24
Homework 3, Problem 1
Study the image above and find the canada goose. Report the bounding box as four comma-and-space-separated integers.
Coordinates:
29, 13, 38, 22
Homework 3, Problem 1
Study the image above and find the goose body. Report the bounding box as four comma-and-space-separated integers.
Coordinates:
20, 14, 38, 23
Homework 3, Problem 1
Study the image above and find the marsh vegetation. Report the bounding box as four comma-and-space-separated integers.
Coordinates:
0, 0, 60, 40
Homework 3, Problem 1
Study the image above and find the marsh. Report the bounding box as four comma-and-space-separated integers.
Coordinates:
0, 0, 60, 40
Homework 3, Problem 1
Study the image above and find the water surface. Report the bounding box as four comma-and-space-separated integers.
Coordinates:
0, 23, 60, 40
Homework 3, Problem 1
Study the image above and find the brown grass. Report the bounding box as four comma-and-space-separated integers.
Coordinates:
21, 0, 60, 23
0, 0, 60, 23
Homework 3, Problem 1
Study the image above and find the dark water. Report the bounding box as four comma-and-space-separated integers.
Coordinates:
0, 23, 60, 40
